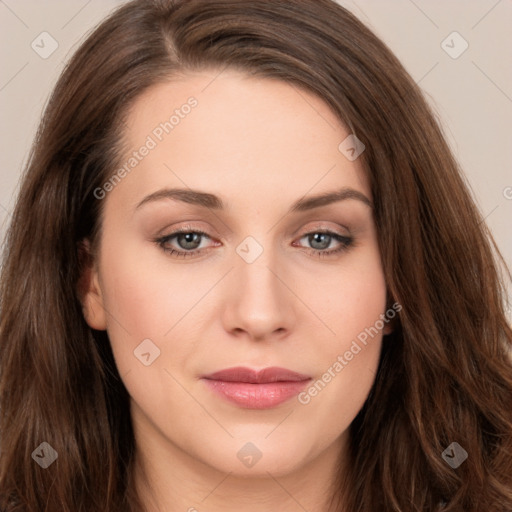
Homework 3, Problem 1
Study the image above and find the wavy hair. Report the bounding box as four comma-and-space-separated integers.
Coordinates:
1, 0, 511, 510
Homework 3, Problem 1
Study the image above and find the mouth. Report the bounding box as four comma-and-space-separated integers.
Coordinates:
201, 366, 311, 409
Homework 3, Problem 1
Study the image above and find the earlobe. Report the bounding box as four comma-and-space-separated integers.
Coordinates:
77, 239, 107, 331
383, 323, 393, 336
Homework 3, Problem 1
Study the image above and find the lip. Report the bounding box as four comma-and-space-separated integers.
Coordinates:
201, 366, 311, 409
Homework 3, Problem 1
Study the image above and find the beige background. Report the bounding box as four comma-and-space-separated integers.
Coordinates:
1, 0, 511, 307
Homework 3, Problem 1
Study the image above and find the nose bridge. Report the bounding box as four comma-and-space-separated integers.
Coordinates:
222, 233, 295, 339
235, 234, 284, 305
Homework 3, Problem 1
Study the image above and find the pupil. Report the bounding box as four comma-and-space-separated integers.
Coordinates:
178, 233, 201, 250
310, 233, 330, 250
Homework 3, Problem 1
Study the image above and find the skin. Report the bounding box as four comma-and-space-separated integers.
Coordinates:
82, 69, 389, 512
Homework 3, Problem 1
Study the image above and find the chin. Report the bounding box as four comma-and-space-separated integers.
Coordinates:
193, 431, 323, 477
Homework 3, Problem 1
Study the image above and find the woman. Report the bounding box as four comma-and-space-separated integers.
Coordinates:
1, 0, 511, 510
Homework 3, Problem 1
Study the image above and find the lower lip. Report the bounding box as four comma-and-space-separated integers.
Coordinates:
202, 379, 310, 409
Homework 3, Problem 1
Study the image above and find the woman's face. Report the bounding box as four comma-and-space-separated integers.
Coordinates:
83, 69, 388, 478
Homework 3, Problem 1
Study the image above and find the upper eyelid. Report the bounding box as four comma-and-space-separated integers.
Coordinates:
160, 226, 347, 238
161, 220, 350, 237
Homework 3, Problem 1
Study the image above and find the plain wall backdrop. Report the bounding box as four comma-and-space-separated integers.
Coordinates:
1, 0, 511, 310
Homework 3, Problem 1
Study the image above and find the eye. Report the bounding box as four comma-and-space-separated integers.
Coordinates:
155, 227, 354, 259
293, 230, 354, 258
155, 228, 216, 258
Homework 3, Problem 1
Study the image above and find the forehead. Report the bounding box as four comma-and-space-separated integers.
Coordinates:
109, 69, 370, 213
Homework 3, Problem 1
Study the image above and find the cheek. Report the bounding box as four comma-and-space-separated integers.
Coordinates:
100, 228, 186, 325
98, 237, 220, 376
293, 249, 387, 420
299, 245, 387, 351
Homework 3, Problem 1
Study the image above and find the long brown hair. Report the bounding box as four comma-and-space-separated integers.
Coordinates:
1, 1, 511, 510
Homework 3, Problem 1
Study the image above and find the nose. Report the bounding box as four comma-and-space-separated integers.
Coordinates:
221, 244, 297, 342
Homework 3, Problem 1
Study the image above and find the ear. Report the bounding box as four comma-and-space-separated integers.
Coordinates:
383, 321, 393, 336
77, 239, 107, 331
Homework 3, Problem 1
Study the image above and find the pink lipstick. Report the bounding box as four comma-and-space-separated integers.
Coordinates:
201, 366, 311, 409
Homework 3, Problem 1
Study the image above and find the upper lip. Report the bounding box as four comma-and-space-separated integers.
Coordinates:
202, 366, 311, 384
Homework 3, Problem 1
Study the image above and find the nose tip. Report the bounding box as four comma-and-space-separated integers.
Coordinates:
221, 249, 296, 341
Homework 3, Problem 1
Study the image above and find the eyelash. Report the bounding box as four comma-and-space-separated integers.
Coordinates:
155, 227, 354, 259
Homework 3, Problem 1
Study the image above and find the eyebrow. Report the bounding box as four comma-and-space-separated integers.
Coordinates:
135, 186, 372, 212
